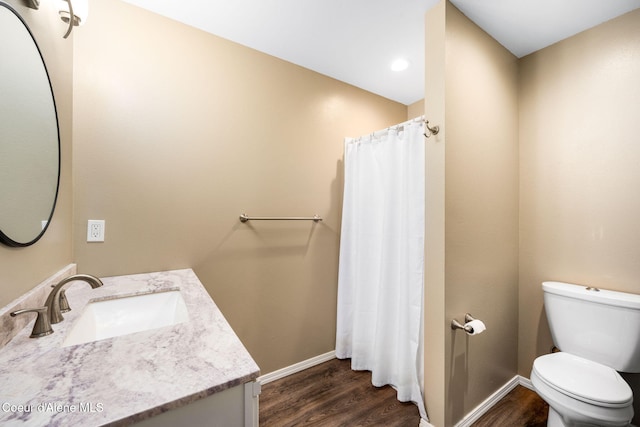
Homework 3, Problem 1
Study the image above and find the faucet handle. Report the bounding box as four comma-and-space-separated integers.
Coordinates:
59, 289, 70, 312
10, 307, 54, 338
51, 284, 71, 313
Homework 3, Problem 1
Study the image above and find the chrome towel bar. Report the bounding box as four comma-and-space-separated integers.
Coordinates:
239, 213, 322, 223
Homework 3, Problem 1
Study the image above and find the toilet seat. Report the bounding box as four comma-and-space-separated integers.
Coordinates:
531, 352, 634, 427
532, 352, 633, 407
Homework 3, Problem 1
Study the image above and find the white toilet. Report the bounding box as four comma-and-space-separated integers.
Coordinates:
531, 281, 640, 427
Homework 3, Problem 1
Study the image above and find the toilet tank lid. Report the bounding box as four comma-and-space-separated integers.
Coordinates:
542, 281, 640, 309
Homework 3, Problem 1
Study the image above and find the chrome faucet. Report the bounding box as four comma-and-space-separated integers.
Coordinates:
45, 274, 103, 324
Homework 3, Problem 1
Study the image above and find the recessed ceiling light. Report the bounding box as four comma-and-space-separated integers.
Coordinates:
391, 58, 410, 72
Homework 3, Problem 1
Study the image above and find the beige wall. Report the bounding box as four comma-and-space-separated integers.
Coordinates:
443, 5, 519, 425
72, 0, 407, 374
424, 3, 520, 425
408, 99, 425, 118
425, 5, 640, 425
5, 0, 637, 424
519, 8, 640, 423
424, 3, 447, 426
0, 0, 74, 308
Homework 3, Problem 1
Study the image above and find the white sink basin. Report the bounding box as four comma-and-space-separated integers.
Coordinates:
62, 289, 188, 347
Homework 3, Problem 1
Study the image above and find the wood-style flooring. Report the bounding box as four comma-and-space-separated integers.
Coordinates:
259, 358, 420, 426
471, 385, 548, 427
259, 357, 549, 426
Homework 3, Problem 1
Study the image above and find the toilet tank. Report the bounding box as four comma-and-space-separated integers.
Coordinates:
543, 281, 640, 373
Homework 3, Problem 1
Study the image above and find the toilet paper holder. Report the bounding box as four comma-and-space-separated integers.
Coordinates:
451, 313, 479, 333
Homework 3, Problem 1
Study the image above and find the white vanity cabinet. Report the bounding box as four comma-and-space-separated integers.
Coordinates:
134, 381, 260, 427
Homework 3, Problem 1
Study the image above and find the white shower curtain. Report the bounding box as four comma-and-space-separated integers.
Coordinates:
336, 118, 427, 421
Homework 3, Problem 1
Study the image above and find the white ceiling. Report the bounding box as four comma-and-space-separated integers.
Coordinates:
121, 0, 640, 106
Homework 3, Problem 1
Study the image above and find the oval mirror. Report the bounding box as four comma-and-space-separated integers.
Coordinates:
0, 3, 61, 247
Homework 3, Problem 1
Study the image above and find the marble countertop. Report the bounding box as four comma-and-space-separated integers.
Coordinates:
0, 269, 260, 426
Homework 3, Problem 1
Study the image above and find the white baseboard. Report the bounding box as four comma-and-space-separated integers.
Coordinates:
258, 350, 336, 385
518, 375, 534, 391
453, 375, 531, 427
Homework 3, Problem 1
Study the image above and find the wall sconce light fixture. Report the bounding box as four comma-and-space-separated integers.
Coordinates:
57, 0, 88, 38
27, 0, 89, 39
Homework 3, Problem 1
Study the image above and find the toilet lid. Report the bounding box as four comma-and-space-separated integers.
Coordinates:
533, 352, 633, 407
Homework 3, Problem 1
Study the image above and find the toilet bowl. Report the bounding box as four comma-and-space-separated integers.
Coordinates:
531, 353, 633, 427
531, 281, 640, 427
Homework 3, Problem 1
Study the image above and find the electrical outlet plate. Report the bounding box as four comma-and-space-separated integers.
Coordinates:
87, 220, 105, 242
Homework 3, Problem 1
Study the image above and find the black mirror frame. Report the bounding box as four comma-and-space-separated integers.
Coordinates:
0, 2, 61, 248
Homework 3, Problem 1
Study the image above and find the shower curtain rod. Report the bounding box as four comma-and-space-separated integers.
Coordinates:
350, 115, 439, 140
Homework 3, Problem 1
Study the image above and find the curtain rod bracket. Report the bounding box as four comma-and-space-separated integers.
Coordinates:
423, 120, 440, 138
